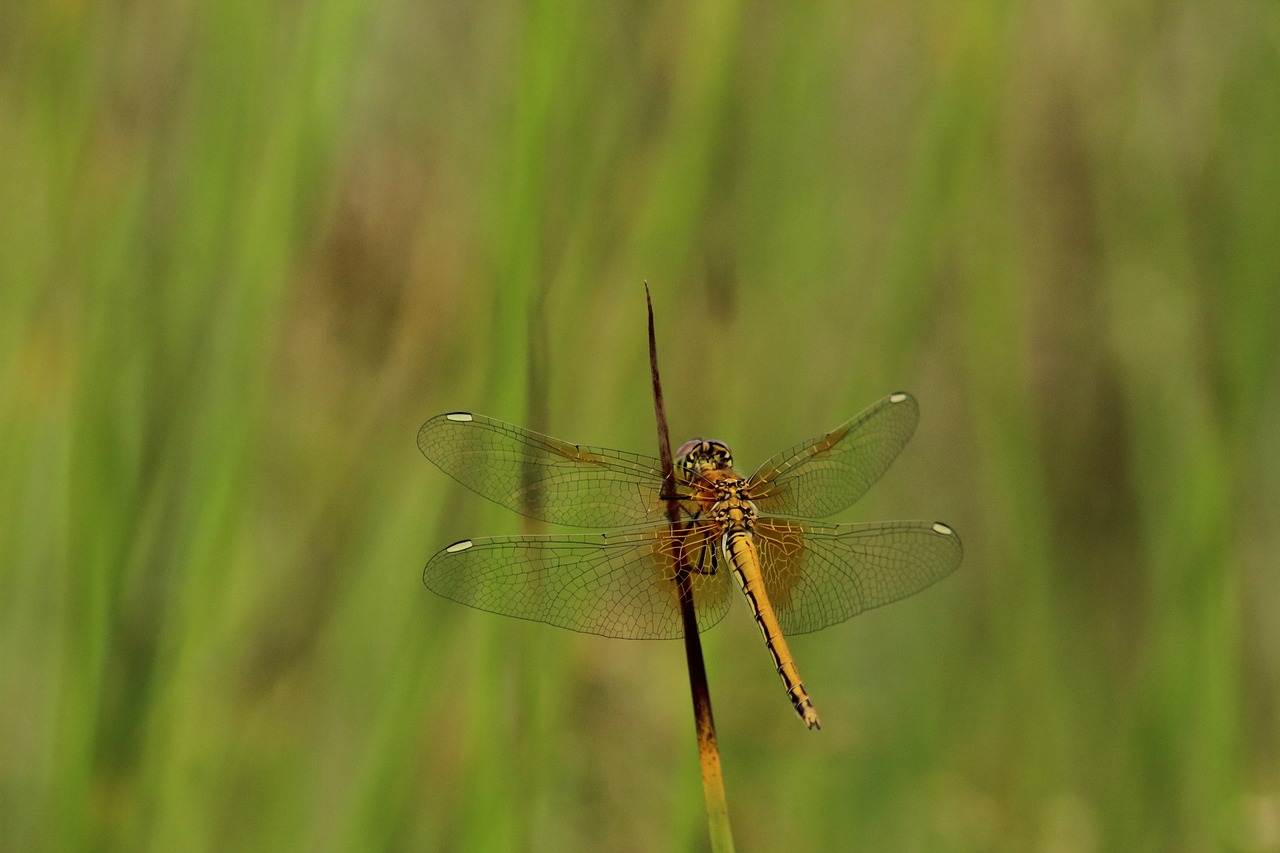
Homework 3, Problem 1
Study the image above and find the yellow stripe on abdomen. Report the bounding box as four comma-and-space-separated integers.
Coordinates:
724, 531, 821, 730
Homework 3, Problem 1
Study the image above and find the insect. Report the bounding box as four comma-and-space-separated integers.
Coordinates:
418, 392, 961, 729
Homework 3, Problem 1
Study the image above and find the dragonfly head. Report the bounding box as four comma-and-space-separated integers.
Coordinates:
676, 438, 734, 478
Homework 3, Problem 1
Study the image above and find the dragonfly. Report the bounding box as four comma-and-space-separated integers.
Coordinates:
417, 391, 962, 730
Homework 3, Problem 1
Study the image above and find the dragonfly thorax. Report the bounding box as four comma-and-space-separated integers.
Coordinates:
711, 490, 757, 529
676, 438, 734, 478
688, 470, 756, 534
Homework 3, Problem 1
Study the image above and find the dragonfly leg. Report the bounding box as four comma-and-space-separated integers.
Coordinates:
688, 539, 717, 576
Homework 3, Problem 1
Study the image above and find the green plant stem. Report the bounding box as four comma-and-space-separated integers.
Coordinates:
645, 284, 735, 853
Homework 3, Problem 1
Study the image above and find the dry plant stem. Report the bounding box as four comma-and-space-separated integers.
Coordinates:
645, 284, 735, 853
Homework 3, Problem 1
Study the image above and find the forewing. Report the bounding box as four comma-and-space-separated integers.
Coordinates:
423, 524, 733, 639
747, 392, 920, 519
418, 412, 677, 528
754, 518, 962, 635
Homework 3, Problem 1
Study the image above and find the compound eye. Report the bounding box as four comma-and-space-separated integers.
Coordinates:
675, 439, 703, 459
699, 440, 731, 469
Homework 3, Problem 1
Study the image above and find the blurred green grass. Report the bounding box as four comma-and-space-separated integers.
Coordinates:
2, 1, 1278, 851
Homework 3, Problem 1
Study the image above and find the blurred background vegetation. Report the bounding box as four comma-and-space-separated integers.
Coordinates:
2, 0, 1278, 851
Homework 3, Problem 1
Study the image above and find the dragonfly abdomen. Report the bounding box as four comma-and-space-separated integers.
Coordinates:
723, 529, 822, 731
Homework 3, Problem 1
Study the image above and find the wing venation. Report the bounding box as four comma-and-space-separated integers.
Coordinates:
423, 524, 733, 639
753, 518, 962, 635
747, 392, 921, 519
418, 413, 672, 527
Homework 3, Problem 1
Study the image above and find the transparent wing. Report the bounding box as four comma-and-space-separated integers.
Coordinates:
418, 412, 681, 528
746, 392, 920, 519
423, 523, 734, 639
753, 518, 962, 635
